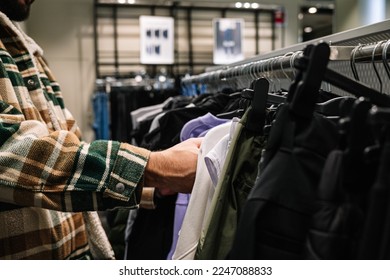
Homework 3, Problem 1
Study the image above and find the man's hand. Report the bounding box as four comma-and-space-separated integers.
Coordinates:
144, 137, 202, 196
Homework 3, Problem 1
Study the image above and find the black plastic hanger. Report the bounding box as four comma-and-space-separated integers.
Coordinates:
216, 88, 253, 119
267, 92, 287, 105
290, 42, 390, 119
315, 96, 356, 117
290, 42, 331, 119
246, 77, 270, 134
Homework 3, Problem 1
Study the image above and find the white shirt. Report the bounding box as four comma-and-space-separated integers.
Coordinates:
172, 119, 239, 259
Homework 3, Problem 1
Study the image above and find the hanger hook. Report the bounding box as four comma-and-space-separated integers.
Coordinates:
243, 62, 252, 88
382, 39, 390, 81
251, 61, 260, 81
268, 58, 274, 92
256, 59, 265, 83
267, 58, 274, 88
232, 65, 239, 89
241, 63, 247, 79
289, 50, 301, 79
350, 44, 362, 81
249, 61, 256, 81
372, 41, 384, 94
271, 57, 281, 92
249, 62, 257, 86
281, 52, 294, 83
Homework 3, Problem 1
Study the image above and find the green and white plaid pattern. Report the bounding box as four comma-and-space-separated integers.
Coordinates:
0, 12, 149, 259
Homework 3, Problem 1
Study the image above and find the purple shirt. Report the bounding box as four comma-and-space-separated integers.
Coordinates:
180, 112, 230, 141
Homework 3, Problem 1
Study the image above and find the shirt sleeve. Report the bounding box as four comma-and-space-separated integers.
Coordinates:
0, 102, 150, 212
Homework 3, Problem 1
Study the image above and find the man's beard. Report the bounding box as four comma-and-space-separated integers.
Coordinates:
0, 0, 33, 22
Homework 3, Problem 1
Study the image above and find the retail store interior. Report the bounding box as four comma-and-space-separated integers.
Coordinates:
22, 0, 390, 142
3, 0, 390, 262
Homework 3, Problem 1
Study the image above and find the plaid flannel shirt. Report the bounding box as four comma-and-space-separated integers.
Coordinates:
0, 12, 150, 259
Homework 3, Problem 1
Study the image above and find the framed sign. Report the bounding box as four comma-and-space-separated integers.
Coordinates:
140, 16, 174, 64
213, 18, 244, 65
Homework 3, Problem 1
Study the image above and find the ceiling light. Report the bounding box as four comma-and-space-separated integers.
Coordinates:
235, 2, 242, 8
127, 0, 135, 3
244, 2, 251, 9
308, 7, 318, 14
251, 3, 259, 9
118, 0, 126, 4
304, 27, 313, 33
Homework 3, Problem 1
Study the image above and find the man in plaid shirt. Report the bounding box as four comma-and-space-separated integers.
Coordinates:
0, 0, 201, 259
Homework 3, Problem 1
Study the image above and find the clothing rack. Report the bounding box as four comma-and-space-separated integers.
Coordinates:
181, 46, 355, 92
182, 19, 390, 96
96, 74, 176, 94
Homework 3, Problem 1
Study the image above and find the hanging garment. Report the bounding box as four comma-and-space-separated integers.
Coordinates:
92, 91, 110, 140
167, 193, 191, 259
305, 100, 377, 260
123, 95, 220, 260
204, 132, 235, 188
123, 209, 138, 260
180, 112, 231, 140
141, 93, 233, 150
358, 140, 390, 259
304, 150, 368, 259
109, 86, 138, 142
131, 97, 173, 129
172, 121, 236, 260
130, 97, 174, 145
131, 95, 194, 146
228, 103, 338, 259
125, 194, 177, 260
371, 140, 390, 259
195, 107, 267, 260
105, 208, 130, 259
167, 113, 230, 259
110, 86, 174, 142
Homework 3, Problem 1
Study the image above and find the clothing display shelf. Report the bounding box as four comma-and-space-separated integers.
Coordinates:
182, 19, 390, 97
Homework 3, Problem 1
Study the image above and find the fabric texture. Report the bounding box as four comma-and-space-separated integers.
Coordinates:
125, 194, 177, 260
195, 108, 267, 260
172, 121, 234, 260
180, 112, 230, 141
167, 113, 230, 259
204, 132, 233, 187
304, 150, 366, 260
141, 93, 232, 150
167, 193, 191, 259
0, 12, 148, 259
357, 142, 390, 259
228, 104, 338, 260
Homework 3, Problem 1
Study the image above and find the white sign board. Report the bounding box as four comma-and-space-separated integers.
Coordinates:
140, 16, 174, 64
213, 18, 244, 65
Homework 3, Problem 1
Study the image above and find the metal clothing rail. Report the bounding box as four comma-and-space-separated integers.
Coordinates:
181, 41, 390, 87
352, 40, 390, 63
181, 19, 390, 95
181, 46, 356, 89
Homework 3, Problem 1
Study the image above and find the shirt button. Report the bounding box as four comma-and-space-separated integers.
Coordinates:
26, 79, 36, 90
115, 183, 125, 193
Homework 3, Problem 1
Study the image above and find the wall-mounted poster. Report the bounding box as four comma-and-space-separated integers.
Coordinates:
213, 18, 244, 65
140, 16, 174, 64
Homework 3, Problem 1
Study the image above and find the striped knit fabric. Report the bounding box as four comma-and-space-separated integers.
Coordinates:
0, 12, 150, 259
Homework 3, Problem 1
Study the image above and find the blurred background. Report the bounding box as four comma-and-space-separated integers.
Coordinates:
23, 0, 390, 141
